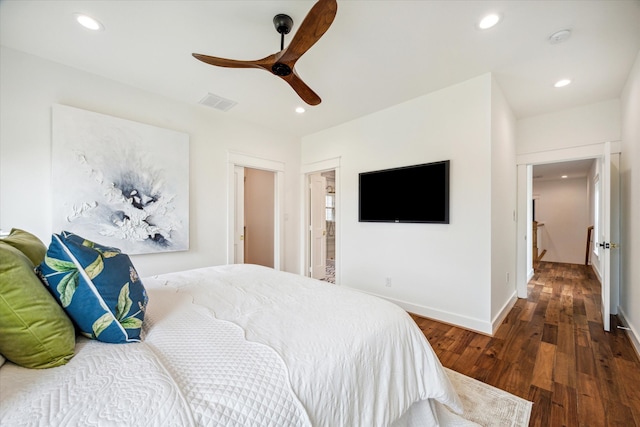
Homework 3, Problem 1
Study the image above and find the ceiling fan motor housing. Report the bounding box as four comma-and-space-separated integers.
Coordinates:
272, 63, 292, 76
273, 14, 293, 34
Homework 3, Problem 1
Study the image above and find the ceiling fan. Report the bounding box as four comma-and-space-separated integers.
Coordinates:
193, 0, 337, 106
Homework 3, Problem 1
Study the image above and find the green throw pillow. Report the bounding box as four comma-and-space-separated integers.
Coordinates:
1, 228, 47, 266
0, 242, 76, 368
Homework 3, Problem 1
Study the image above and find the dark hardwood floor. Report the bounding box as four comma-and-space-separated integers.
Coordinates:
411, 261, 640, 426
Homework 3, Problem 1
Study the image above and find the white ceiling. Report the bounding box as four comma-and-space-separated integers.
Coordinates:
1, 1, 639, 138
533, 159, 595, 182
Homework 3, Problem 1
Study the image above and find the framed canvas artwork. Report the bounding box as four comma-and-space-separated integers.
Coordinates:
52, 104, 189, 254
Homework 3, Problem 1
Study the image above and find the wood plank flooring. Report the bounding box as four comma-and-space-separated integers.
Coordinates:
411, 261, 640, 426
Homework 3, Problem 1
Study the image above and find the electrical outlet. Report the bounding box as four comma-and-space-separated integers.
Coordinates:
385, 277, 392, 287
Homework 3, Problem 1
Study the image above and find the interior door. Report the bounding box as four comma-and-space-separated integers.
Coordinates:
600, 141, 611, 331
234, 166, 245, 264
310, 173, 327, 279
244, 168, 275, 267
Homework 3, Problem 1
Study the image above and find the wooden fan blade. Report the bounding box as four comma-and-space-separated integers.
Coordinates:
193, 0, 336, 106
280, 71, 322, 106
279, 0, 337, 64
192, 53, 275, 71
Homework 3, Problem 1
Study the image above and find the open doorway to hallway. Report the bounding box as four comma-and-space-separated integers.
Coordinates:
531, 159, 596, 269
518, 142, 621, 332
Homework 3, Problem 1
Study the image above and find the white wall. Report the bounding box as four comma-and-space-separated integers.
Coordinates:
620, 49, 640, 354
532, 178, 589, 264
490, 77, 518, 327
302, 74, 498, 333
517, 99, 621, 154
0, 47, 302, 277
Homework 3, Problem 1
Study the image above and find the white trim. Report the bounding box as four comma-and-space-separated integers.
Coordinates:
591, 261, 602, 283
227, 151, 285, 269
368, 292, 493, 335
516, 141, 621, 165
228, 151, 285, 172
617, 307, 640, 360
492, 292, 518, 335
593, 171, 601, 259
516, 164, 532, 298
300, 157, 341, 174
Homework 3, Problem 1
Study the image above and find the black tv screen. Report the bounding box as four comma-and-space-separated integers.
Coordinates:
359, 160, 450, 224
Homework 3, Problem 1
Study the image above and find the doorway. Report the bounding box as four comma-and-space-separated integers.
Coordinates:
324, 171, 336, 283
531, 159, 595, 267
308, 170, 336, 282
302, 157, 340, 283
227, 152, 284, 269
516, 142, 620, 331
243, 167, 275, 267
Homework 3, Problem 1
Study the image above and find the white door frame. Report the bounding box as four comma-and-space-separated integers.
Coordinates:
601, 141, 612, 331
516, 142, 620, 330
301, 157, 341, 282
234, 165, 245, 264
227, 151, 284, 269
310, 173, 327, 279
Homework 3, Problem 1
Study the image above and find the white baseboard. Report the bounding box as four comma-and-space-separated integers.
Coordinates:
591, 262, 602, 283
367, 292, 493, 335
527, 268, 534, 282
492, 292, 518, 335
617, 306, 640, 359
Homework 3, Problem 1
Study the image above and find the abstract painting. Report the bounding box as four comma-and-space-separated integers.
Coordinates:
52, 104, 189, 254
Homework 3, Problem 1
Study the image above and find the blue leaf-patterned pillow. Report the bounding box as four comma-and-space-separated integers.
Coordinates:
38, 231, 148, 343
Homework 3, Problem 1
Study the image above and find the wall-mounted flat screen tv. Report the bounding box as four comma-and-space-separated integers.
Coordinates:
359, 160, 450, 224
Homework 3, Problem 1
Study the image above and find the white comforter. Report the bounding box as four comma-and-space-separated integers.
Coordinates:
143, 264, 462, 426
0, 264, 462, 427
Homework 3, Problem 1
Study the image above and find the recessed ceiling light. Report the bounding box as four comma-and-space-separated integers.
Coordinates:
74, 13, 104, 31
549, 29, 572, 44
554, 79, 572, 88
561, 175, 568, 178
295, 106, 306, 114
478, 14, 501, 30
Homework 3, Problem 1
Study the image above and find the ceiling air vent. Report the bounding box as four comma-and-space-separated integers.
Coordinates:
198, 93, 237, 112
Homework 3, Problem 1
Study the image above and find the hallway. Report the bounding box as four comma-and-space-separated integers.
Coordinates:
412, 261, 640, 426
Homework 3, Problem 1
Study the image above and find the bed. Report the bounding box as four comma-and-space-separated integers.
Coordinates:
1, 261, 466, 426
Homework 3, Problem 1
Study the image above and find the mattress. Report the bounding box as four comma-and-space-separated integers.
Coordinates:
0, 264, 463, 426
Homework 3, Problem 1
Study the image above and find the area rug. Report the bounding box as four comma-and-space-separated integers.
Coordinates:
438, 368, 533, 426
